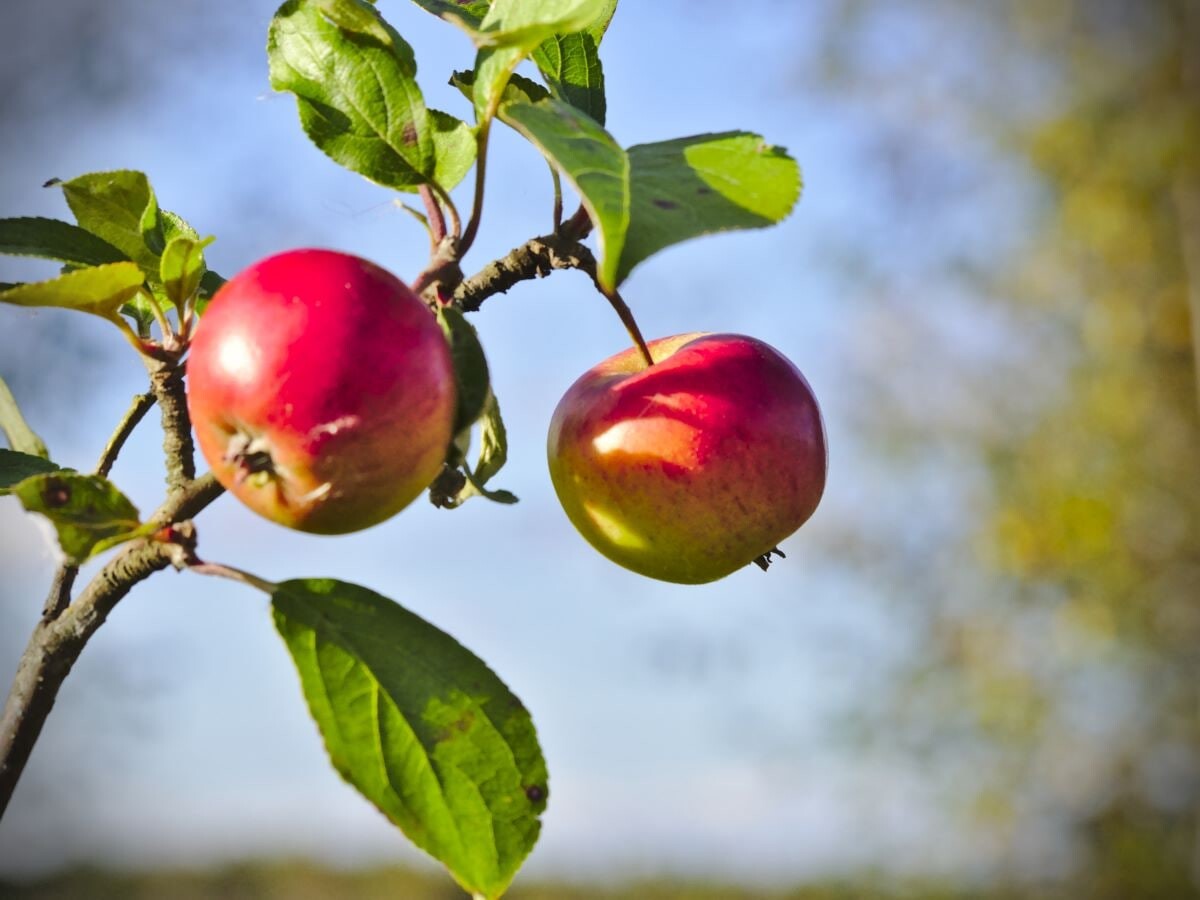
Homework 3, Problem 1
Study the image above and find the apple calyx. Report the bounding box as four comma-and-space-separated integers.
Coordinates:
223, 431, 277, 485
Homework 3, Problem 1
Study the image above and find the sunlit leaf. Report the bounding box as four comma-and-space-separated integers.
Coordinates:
269, 0, 438, 192
619, 132, 801, 284
0, 262, 146, 321
59, 170, 165, 274
273, 578, 547, 899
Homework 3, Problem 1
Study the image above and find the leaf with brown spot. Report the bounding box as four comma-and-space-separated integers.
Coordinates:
10, 471, 146, 562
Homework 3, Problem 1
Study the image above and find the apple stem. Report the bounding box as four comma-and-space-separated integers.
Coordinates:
602, 286, 655, 368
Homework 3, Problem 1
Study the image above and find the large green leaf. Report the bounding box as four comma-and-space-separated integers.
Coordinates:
501, 96, 629, 290
0, 262, 146, 321
59, 171, 165, 274
10, 471, 144, 562
619, 132, 802, 284
269, 0, 441, 192
272, 579, 547, 900
0, 448, 59, 490
0, 217, 130, 268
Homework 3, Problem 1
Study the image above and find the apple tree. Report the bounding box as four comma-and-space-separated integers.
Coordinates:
0, 1, 821, 896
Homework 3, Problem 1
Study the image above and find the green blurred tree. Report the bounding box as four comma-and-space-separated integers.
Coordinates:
813, 0, 1200, 894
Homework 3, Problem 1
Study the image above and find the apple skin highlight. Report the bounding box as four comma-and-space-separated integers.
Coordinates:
187, 248, 456, 535
547, 333, 827, 584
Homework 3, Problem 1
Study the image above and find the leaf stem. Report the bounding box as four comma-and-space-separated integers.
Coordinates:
187, 561, 279, 595
458, 120, 492, 256
419, 184, 447, 247
432, 182, 462, 243
549, 164, 563, 231
142, 287, 176, 345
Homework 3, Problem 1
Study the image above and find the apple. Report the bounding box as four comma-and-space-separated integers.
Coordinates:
186, 248, 456, 534
547, 333, 826, 584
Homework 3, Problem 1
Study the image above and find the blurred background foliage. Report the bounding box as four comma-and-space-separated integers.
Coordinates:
2, 0, 1199, 897
805, 0, 1200, 895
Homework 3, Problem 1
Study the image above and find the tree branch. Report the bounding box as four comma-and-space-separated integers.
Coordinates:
0, 471, 223, 818
144, 357, 195, 493
455, 231, 598, 312
96, 390, 156, 479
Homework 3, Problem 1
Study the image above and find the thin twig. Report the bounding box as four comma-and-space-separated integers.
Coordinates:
96, 391, 156, 478
40, 566, 78, 620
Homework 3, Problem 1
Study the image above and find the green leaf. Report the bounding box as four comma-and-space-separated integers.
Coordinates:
451, 69, 550, 106
10, 471, 144, 562
0, 217, 130, 268
472, 391, 514, 492
619, 132, 801, 284
59, 171, 165, 274
272, 578, 547, 900
196, 270, 227, 316
311, 0, 396, 44
406, 0, 490, 32
501, 96, 628, 290
436, 305, 491, 437
0, 377, 50, 459
531, 29, 606, 124
269, 0, 440, 193
159, 235, 214, 312
429, 110, 477, 192
470, 0, 609, 121
0, 262, 146, 321
476, 0, 609, 49
0, 449, 59, 489
160, 209, 201, 242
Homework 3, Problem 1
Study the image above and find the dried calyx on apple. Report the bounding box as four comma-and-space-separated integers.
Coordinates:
186, 248, 457, 535
547, 332, 827, 584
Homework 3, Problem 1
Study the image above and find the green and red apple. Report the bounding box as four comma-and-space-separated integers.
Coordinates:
547, 333, 827, 584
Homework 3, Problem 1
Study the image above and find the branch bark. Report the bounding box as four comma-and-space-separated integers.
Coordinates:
455, 231, 598, 312
145, 357, 195, 492
0, 472, 223, 818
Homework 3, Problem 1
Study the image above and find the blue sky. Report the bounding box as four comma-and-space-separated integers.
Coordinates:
0, 0, 1028, 885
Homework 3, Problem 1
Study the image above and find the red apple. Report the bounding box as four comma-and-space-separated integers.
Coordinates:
547, 333, 826, 583
186, 248, 456, 534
